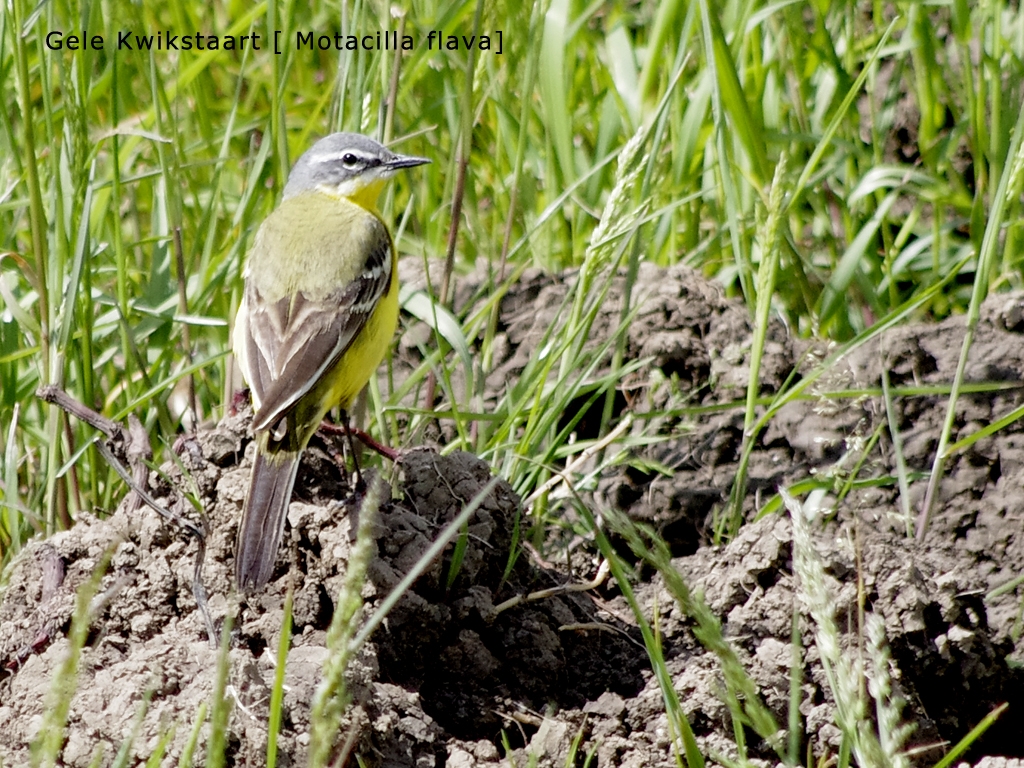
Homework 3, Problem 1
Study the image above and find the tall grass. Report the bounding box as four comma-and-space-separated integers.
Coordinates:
3, 0, 1024, 546
3, 0, 1024, 763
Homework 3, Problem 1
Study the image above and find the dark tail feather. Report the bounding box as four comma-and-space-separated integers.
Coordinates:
235, 444, 301, 592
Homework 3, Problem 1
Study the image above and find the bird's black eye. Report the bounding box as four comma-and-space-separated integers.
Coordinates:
342, 152, 359, 168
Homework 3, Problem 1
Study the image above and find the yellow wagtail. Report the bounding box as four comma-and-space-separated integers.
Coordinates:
232, 132, 429, 592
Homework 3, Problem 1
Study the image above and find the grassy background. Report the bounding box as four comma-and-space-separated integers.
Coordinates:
3, 0, 1024, 762
5, 0, 1022, 554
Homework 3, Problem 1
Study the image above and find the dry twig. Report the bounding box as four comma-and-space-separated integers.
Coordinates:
35, 385, 216, 646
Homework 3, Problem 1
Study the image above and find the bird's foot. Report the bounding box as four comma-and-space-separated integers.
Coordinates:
229, 388, 251, 416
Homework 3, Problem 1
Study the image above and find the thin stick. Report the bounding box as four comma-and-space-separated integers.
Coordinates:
382, 13, 406, 146
490, 560, 611, 618
423, 0, 484, 414
37, 385, 217, 646
173, 227, 198, 428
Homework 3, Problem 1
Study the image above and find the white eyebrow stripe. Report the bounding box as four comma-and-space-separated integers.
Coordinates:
311, 150, 373, 165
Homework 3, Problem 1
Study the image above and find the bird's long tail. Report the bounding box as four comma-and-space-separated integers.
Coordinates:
235, 436, 301, 592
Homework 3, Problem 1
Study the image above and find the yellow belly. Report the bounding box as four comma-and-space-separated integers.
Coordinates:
325, 281, 399, 411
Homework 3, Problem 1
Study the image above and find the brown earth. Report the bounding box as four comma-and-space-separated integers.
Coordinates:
2, 264, 1023, 766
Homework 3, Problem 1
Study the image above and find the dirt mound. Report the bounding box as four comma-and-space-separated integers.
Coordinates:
2, 266, 1023, 765
0, 440, 645, 766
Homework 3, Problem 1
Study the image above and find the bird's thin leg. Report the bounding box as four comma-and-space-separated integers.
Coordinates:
323, 433, 350, 487
339, 409, 364, 491
348, 426, 401, 462
317, 421, 401, 462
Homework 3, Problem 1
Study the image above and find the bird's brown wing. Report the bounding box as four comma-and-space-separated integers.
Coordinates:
237, 230, 392, 436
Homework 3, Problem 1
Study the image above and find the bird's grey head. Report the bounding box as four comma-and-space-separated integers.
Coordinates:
282, 132, 429, 200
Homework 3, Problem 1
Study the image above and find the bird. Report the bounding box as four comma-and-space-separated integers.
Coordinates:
232, 132, 429, 592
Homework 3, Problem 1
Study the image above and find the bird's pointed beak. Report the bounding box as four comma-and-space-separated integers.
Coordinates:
387, 153, 431, 170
